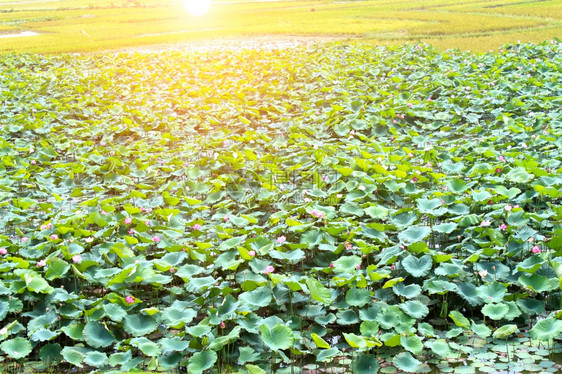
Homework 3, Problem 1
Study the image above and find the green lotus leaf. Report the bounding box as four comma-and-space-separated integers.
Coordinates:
425, 339, 452, 357
131, 337, 162, 357
492, 324, 518, 339
62, 323, 84, 341
30, 328, 59, 342
316, 347, 340, 362
360, 320, 380, 336
393, 283, 422, 298
269, 249, 305, 263
159, 337, 189, 352
311, 333, 330, 349
402, 254, 432, 277
186, 325, 212, 337
517, 255, 545, 274
343, 332, 369, 350
518, 273, 554, 293
482, 303, 509, 320
477, 282, 507, 303
61, 346, 85, 367
83, 321, 116, 348
376, 307, 399, 330
161, 305, 197, 328
1, 337, 32, 359
529, 317, 562, 342
239, 286, 273, 310
446, 178, 470, 193
246, 364, 267, 374
337, 309, 359, 325
401, 335, 423, 354
260, 324, 294, 351
332, 255, 362, 273
399, 300, 429, 319
425, 280, 457, 295
84, 351, 108, 368
455, 282, 482, 307
446, 327, 464, 339
449, 310, 470, 329
185, 276, 216, 293
433, 222, 458, 233
364, 205, 389, 219
39, 343, 62, 364
393, 352, 423, 373
238, 346, 260, 364
506, 167, 534, 183
306, 278, 332, 305
398, 225, 431, 244
45, 258, 71, 280
417, 322, 435, 338
103, 303, 127, 322
471, 321, 491, 338
503, 301, 521, 321
354, 354, 380, 374
346, 287, 371, 307
516, 298, 545, 315
123, 314, 158, 337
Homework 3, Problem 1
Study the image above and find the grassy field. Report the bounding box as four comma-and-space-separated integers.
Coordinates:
0, 0, 560, 53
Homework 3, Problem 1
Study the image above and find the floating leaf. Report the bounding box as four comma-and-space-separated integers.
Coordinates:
393, 352, 423, 373
402, 254, 432, 277
260, 324, 294, 351
188, 350, 217, 374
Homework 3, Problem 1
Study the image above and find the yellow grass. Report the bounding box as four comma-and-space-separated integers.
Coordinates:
0, 0, 559, 53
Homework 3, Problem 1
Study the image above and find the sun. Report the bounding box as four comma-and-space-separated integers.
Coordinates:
183, 0, 212, 17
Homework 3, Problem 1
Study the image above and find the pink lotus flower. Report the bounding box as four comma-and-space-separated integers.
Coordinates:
50, 234, 58, 240
169, 267, 175, 273
495, 168, 502, 173
478, 269, 488, 279
499, 155, 505, 162
276, 235, 286, 244
412, 177, 419, 182
345, 242, 353, 251
125, 296, 135, 304
31, 160, 37, 165
505, 205, 512, 211
531, 245, 541, 254
72, 255, 82, 263
0, 248, 6, 255
329, 262, 334, 268
358, 185, 366, 191
499, 223, 507, 231
21, 237, 28, 243
220, 321, 226, 328
152, 236, 161, 243
128, 228, 135, 235
145, 221, 150, 226
100, 210, 108, 216
36, 259, 46, 267
192, 224, 202, 230
248, 250, 256, 257
223, 216, 228, 222
124, 217, 132, 224
480, 220, 491, 227
311, 210, 324, 219
356, 264, 361, 270
264, 265, 275, 274
85, 237, 94, 243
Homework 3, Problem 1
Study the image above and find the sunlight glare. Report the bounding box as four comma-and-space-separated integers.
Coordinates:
184, 0, 212, 17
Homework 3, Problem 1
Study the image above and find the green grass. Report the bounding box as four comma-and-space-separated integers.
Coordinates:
0, 0, 560, 53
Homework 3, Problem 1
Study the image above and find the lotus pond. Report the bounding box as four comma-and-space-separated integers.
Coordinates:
0, 40, 561, 373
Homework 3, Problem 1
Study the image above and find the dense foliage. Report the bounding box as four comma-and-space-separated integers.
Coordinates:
0, 41, 561, 373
